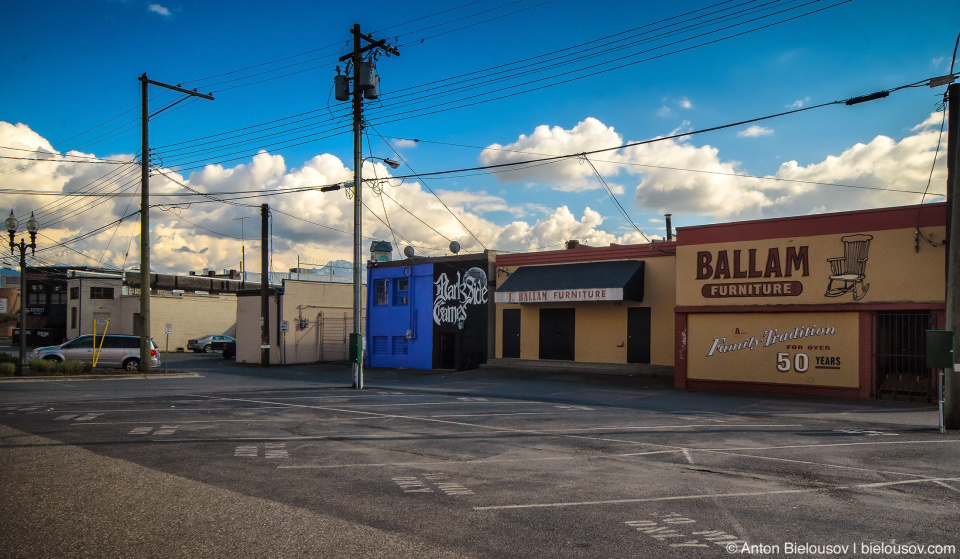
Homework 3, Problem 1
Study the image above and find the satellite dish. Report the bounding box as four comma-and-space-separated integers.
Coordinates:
449, 241, 461, 254
403, 246, 415, 258
463, 267, 488, 290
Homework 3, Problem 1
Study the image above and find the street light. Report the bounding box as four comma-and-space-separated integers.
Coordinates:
366, 156, 400, 169
6, 209, 39, 377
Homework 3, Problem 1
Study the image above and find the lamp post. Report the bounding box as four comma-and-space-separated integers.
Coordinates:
351, 155, 401, 390
6, 210, 39, 377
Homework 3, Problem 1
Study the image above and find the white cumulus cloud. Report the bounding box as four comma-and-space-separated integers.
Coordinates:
391, 138, 418, 149
479, 118, 624, 191
738, 125, 774, 138
148, 4, 171, 17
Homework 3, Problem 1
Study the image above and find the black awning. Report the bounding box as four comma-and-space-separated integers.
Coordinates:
495, 260, 644, 303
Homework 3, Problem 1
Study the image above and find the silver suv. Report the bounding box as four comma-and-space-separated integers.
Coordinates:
32, 335, 161, 371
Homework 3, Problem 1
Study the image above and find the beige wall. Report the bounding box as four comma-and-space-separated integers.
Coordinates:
280, 280, 364, 365
236, 292, 278, 364
66, 277, 125, 340
142, 294, 237, 352
235, 280, 366, 365
495, 256, 676, 366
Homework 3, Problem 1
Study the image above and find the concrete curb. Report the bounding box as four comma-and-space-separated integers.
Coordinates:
0, 372, 201, 382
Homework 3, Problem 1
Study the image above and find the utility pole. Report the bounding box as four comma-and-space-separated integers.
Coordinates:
261, 204, 270, 367
944, 82, 959, 429
336, 24, 399, 389
233, 216, 250, 287
138, 74, 213, 372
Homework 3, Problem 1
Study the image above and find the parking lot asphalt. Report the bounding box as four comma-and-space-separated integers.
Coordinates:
0, 350, 957, 558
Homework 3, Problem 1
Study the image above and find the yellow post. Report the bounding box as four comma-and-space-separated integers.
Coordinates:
92, 318, 109, 367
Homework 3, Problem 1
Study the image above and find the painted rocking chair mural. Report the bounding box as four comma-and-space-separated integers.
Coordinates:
824, 234, 873, 301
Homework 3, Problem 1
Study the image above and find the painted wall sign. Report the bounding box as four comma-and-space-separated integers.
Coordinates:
433, 267, 488, 325
701, 281, 803, 298
494, 287, 622, 304
696, 247, 809, 279
695, 247, 808, 299
687, 312, 859, 387
677, 226, 945, 307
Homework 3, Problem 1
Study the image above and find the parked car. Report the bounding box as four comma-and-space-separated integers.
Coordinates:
187, 334, 235, 353
31, 334, 161, 371
222, 341, 236, 360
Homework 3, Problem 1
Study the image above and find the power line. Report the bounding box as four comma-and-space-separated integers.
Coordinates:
379, 135, 946, 196
582, 155, 649, 242
369, 124, 487, 250
154, 0, 836, 170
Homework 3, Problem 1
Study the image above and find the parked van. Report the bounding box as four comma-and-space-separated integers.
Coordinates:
31, 335, 161, 371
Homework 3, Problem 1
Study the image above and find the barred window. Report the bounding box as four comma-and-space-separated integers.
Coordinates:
374, 279, 389, 306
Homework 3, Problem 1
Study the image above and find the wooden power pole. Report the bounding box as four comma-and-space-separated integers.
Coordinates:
138, 74, 213, 372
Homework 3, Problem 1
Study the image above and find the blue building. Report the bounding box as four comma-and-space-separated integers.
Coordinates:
366, 251, 494, 370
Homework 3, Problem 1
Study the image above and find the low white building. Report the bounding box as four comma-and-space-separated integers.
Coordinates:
65, 271, 238, 352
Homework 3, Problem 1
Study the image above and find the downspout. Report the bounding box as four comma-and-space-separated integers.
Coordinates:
316, 311, 322, 362
408, 270, 416, 340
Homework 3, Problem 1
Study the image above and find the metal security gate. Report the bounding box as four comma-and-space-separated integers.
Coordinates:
874, 311, 935, 401
319, 312, 357, 362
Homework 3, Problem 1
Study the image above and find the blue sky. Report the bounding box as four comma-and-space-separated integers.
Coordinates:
1, 0, 957, 274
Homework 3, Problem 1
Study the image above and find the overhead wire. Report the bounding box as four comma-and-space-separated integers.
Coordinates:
363, 1, 852, 128
914, 28, 959, 247
364, 133, 402, 253
158, 0, 838, 171
369, 124, 487, 250
396, 0, 555, 47
581, 155, 650, 242
381, 134, 945, 195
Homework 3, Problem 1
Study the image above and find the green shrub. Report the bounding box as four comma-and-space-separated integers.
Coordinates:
29, 359, 58, 374
0, 362, 14, 376
28, 359, 86, 375
61, 361, 86, 375
0, 352, 17, 364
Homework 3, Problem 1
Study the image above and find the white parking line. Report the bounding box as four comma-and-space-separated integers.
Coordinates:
532, 424, 801, 432
472, 477, 960, 511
